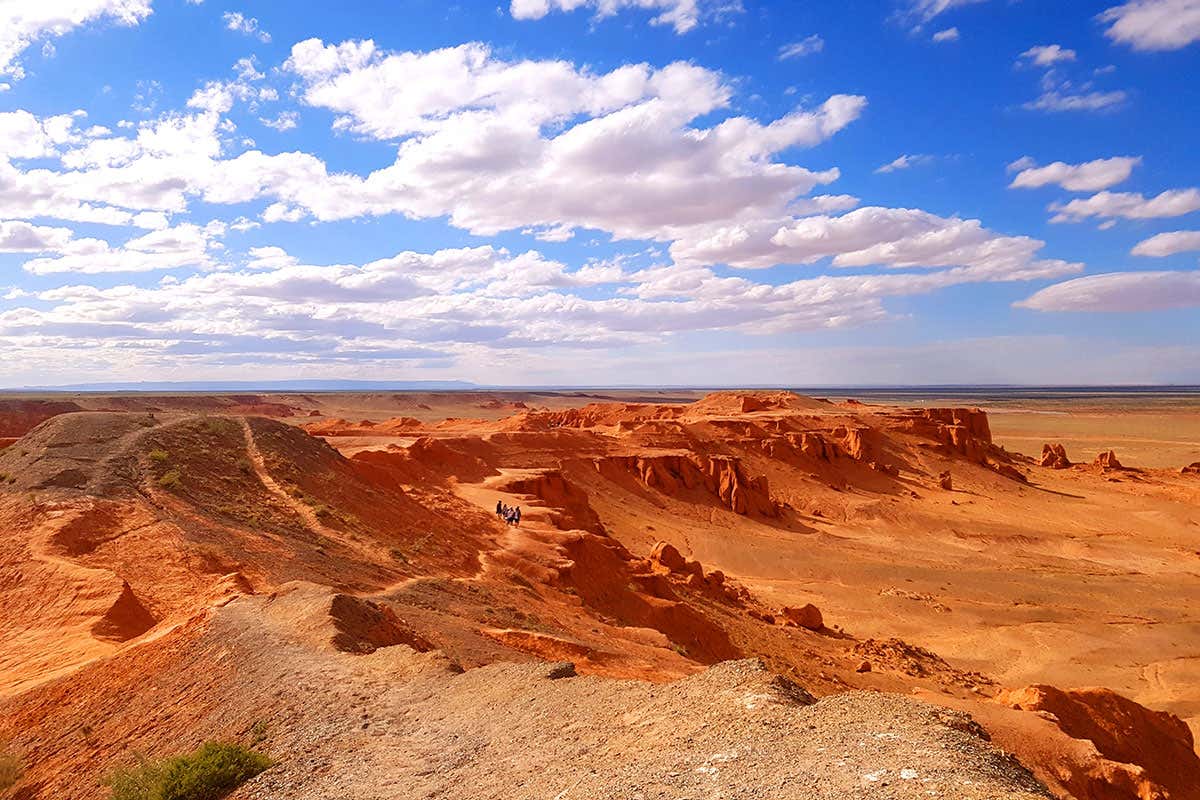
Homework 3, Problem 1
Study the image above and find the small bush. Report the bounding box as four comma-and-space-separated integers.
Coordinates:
0, 751, 23, 791
148, 450, 170, 463
158, 470, 183, 490
107, 741, 270, 800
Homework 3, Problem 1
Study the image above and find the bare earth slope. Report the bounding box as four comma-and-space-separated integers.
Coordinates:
1, 391, 1198, 799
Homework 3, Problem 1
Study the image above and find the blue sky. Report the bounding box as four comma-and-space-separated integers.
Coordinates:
1, 0, 1199, 387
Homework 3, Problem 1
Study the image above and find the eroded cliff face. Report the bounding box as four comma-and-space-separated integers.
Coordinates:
998, 685, 1200, 800
594, 453, 780, 517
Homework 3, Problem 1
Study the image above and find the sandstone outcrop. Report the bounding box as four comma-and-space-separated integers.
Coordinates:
1039, 443, 1072, 469
494, 470, 605, 534
1181, 462, 1200, 475
998, 684, 1200, 800
595, 453, 780, 517
1093, 450, 1124, 471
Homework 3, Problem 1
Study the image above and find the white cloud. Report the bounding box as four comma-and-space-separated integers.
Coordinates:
1017, 269, 1200, 312
1008, 156, 1140, 192
0, 220, 75, 252
278, 39, 866, 246
1050, 189, 1200, 223
1018, 44, 1077, 66
1024, 88, 1127, 112
222, 11, 270, 43
875, 154, 934, 174
1131, 230, 1200, 257
779, 35, 824, 60
0, 0, 152, 78
1099, 0, 1200, 51
260, 111, 298, 131
21, 222, 222, 274
932, 27, 959, 42
903, 0, 986, 27
670, 206, 1081, 285
508, 0, 742, 34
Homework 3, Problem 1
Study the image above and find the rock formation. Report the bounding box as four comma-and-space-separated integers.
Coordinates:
1039, 443, 1072, 469
998, 684, 1200, 800
1093, 450, 1124, 471
595, 453, 780, 517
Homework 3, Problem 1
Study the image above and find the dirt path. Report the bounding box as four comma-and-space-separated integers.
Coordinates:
239, 417, 340, 538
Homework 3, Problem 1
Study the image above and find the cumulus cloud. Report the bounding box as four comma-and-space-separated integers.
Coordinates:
669, 206, 1082, 285
0, 0, 152, 78
20, 222, 224, 274
0, 220, 75, 252
508, 0, 742, 33
1018, 44, 1077, 66
779, 35, 824, 60
1008, 156, 1140, 192
1050, 188, 1200, 222
1131, 230, 1200, 257
277, 39, 866, 245
875, 154, 934, 174
1099, 0, 1200, 51
1017, 269, 1200, 311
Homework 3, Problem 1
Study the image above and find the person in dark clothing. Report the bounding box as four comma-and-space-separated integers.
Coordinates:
513, 507, 521, 526
496, 499, 503, 516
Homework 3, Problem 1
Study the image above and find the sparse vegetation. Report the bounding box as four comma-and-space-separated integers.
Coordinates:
158, 469, 184, 490
0, 751, 23, 792
148, 450, 170, 463
202, 418, 236, 436
107, 741, 270, 800
246, 722, 268, 748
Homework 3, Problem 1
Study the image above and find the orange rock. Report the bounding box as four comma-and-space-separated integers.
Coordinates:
1093, 450, 1124, 471
1182, 462, 1200, 475
780, 604, 823, 631
938, 471, 953, 490
649, 541, 687, 573
998, 684, 1200, 800
1039, 443, 1072, 469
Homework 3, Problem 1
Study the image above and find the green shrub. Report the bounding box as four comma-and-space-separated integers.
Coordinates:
0, 751, 23, 791
148, 450, 170, 463
158, 470, 183, 490
107, 741, 270, 800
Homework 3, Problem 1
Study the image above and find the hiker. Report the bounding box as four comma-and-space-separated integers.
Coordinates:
513, 507, 521, 527
495, 499, 503, 516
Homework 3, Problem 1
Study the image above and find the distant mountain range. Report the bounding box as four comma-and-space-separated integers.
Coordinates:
5, 379, 480, 393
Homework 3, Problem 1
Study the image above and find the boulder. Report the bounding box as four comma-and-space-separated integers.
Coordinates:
1039, 443, 1072, 469
1182, 462, 1200, 475
780, 603, 823, 631
1093, 450, 1124, 471
938, 470, 953, 491
649, 541, 687, 573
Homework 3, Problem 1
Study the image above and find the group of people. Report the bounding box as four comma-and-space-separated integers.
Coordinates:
495, 500, 521, 527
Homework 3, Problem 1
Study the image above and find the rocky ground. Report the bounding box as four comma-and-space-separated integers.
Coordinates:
0, 390, 1197, 799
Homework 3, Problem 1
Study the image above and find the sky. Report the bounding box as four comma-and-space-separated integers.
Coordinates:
1, 0, 1199, 388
